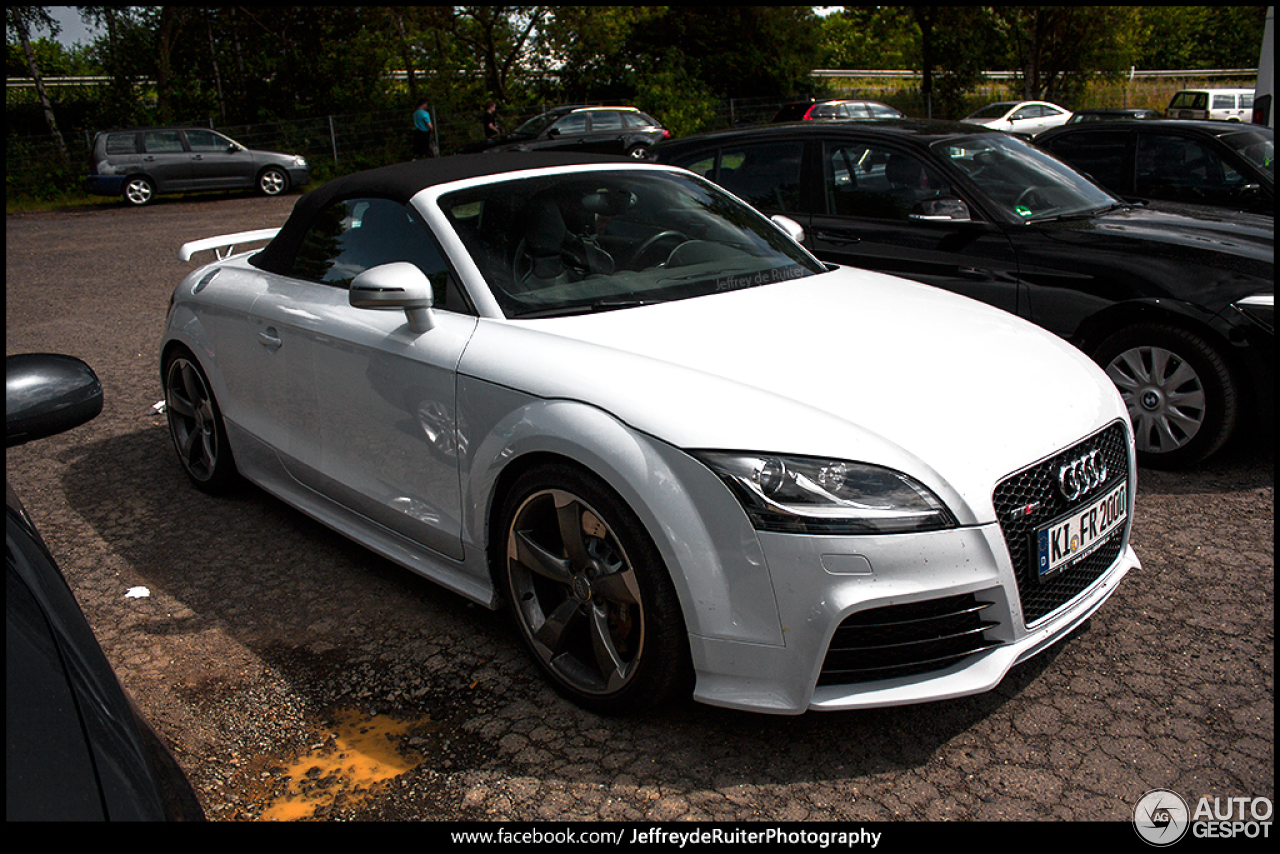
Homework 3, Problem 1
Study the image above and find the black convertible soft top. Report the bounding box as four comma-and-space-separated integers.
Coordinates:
251, 152, 633, 275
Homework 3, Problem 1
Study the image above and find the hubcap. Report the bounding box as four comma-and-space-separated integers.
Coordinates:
506, 489, 644, 696
1105, 345, 1206, 454
164, 358, 219, 481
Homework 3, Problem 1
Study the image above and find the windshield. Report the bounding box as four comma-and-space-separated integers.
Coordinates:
967, 103, 1016, 120
439, 169, 825, 319
933, 133, 1119, 221
1221, 128, 1275, 179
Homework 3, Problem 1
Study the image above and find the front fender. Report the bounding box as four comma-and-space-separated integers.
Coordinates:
458, 376, 785, 647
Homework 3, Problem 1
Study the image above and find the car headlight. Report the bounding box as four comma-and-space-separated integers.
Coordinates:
1235, 294, 1274, 333
293, 156, 308, 168
693, 452, 957, 535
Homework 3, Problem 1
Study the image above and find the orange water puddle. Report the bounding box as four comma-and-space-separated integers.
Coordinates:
261, 707, 435, 821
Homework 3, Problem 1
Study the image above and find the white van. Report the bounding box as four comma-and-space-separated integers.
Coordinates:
1166, 88, 1255, 121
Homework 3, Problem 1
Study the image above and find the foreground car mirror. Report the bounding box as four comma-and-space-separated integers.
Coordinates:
909, 198, 972, 222
771, 215, 806, 244
6, 354, 103, 448
350, 262, 435, 334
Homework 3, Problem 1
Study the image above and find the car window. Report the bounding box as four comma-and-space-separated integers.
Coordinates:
105, 133, 139, 155
711, 141, 804, 211
589, 111, 622, 132
1220, 129, 1274, 178
144, 130, 186, 153
1136, 133, 1244, 200
866, 103, 901, 118
1212, 94, 1236, 110
1041, 130, 1130, 190
438, 169, 824, 319
623, 112, 654, 129
822, 142, 955, 220
289, 197, 470, 313
552, 114, 588, 136
185, 130, 231, 152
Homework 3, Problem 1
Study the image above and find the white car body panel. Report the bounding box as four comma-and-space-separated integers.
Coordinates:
163, 159, 1139, 713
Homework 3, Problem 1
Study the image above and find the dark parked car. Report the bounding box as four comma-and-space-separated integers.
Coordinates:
7, 354, 205, 821
655, 120, 1274, 468
460, 106, 669, 158
1065, 108, 1162, 124
86, 127, 310, 206
1036, 120, 1274, 216
772, 99, 905, 122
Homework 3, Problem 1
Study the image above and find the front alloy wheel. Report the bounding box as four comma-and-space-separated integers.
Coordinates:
1095, 323, 1238, 469
163, 352, 237, 493
497, 464, 689, 713
258, 166, 288, 196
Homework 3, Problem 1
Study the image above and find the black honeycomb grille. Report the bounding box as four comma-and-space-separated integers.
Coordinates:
992, 421, 1131, 625
818, 593, 1003, 686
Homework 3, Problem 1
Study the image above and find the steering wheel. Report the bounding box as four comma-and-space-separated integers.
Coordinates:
631, 231, 687, 269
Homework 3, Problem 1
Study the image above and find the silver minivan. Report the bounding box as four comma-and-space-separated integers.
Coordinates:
1166, 88, 1255, 122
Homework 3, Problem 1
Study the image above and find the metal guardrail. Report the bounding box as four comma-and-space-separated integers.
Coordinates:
9, 69, 1262, 90
810, 68, 1259, 80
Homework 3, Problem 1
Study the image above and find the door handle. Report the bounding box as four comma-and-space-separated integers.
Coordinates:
259, 328, 283, 351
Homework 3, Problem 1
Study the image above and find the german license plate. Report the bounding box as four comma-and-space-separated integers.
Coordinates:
1035, 482, 1127, 578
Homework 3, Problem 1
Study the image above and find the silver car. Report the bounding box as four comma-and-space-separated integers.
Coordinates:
161, 153, 1139, 714
87, 127, 310, 206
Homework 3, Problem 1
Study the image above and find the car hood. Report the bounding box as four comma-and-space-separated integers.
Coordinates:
459, 268, 1126, 521
1074, 205, 1275, 263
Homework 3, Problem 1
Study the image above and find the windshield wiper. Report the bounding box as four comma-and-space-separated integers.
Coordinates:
1029, 202, 1134, 223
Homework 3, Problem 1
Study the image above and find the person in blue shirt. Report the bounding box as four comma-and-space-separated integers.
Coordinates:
412, 98, 437, 158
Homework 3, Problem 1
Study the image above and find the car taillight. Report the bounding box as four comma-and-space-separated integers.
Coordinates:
662, 129, 670, 139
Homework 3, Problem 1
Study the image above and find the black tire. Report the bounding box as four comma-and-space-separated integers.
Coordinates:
162, 349, 239, 493
123, 175, 155, 206
494, 462, 691, 714
1092, 322, 1239, 469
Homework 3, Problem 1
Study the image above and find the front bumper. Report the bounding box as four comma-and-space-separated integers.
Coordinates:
684, 420, 1138, 714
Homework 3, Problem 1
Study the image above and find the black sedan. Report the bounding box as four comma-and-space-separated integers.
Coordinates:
460, 105, 669, 158
1036, 119, 1274, 216
7, 354, 205, 821
654, 120, 1274, 468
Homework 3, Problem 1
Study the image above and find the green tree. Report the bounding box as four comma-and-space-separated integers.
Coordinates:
7, 6, 69, 157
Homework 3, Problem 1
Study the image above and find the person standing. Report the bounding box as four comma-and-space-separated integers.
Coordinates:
412, 98, 437, 158
481, 101, 501, 143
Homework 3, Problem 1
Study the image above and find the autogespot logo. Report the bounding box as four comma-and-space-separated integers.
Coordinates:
1135, 789, 1191, 846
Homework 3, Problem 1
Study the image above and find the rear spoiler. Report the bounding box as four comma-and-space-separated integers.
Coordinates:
179, 228, 280, 262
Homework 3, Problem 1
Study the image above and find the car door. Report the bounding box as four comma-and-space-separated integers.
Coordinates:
581, 111, 626, 154
806, 138, 1025, 315
253, 197, 477, 561
1134, 129, 1268, 212
538, 112, 589, 151
182, 129, 255, 190
141, 130, 194, 191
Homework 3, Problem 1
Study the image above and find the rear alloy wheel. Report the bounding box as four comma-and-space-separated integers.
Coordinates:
124, 176, 155, 206
163, 351, 237, 493
496, 463, 690, 714
1094, 323, 1238, 469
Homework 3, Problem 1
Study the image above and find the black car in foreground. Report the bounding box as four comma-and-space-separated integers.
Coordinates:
7, 354, 205, 821
460, 105, 669, 158
1036, 119, 1274, 217
655, 120, 1274, 468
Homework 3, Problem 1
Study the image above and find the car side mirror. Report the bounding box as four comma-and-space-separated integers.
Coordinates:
6, 354, 103, 448
771, 214, 806, 244
909, 198, 972, 222
350, 262, 435, 334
